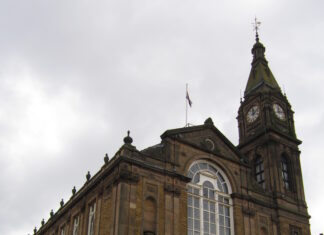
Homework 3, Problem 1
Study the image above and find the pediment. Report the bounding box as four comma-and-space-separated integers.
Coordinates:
161, 118, 244, 163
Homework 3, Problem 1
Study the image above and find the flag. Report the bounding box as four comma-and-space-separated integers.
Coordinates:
186, 90, 192, 107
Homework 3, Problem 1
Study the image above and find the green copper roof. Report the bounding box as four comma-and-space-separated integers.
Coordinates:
244, 37, 280, 96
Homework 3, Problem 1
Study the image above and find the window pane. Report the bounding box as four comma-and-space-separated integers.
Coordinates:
226, 228, 231, 235
210, 203, 215, 212
208, 165, 217, 174
285, 182, 289, 189
188, 218, 193, 229
194, 219, 200, 230
219, 227, 225, 235
209, 190, 215, 199
188, 186, 193, 193
219, 215, 224, 225
193, 188, 199, 195
225, 207, 230, 216
188, 207, 192, 217
203, 211, 209, 222
194, 209, 199, 219
223, 184, 228, 194
204, 222, 209, 232
210, 213, 215, 222
203, 200, 208, 210
225, 217, 230, 227
219, 205, 224, 215
203, 181, 214, 189
191, 164, 199, 173
283, 163, 287, 171
199, 163, 207, 170
203, 188, 208, 197
193, 173, 200, 183
217, 179, 223, 192
188, 196, 192, 205
210, 223, 216, 234
194, 197, 199, 207
218, 173, 225, 182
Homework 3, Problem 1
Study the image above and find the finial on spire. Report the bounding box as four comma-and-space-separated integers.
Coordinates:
252, 17, 261, 42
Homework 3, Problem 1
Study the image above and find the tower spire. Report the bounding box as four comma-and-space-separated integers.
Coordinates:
244, 19, 281, 97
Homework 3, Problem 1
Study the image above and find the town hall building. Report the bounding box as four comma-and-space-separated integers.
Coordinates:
33, 33, 311, 235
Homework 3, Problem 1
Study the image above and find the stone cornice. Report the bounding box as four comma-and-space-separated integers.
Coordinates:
238, 127, 302, 150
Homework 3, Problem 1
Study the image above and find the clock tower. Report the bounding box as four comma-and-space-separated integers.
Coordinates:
237, 32, 310, 234
237, 33, 297, 145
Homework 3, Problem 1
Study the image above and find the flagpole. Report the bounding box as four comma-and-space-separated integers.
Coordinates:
186, 83, 188, 127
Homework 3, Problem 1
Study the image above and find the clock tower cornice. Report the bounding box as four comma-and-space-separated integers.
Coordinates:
237, 127, 302, 150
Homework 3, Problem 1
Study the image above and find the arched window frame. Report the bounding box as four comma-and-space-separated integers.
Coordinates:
187, 161, 234, 235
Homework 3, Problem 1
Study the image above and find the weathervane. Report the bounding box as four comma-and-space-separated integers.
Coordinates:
252, 17, 261, 41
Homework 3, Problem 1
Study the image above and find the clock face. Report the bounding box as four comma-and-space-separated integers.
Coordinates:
246, 105, 260, 123
273, 103, 286, 120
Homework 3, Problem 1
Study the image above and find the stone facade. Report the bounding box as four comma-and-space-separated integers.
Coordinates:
33, 37, 311, 235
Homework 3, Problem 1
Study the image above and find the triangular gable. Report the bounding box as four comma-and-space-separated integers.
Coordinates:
161, 118, 246, 163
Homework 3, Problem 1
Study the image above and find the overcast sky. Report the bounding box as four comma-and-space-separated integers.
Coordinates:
0, 0, 323, 234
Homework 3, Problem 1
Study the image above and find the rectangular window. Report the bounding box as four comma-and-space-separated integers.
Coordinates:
87, 202, 96, 235
290, 225, 302, 235
73, 215, 79, 235
255, 157, 265, 189
218, 203, 231, 235
281, 157, 290, 190
60, 227, 65, 235
187, 189, 200, 235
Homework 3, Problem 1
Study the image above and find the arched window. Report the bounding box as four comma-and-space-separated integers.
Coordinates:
281, 155, 290, 190
187, 161, 233, 235
255, 156, 265, 189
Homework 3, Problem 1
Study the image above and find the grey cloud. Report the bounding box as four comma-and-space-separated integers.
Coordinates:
0, 0, 323, 234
